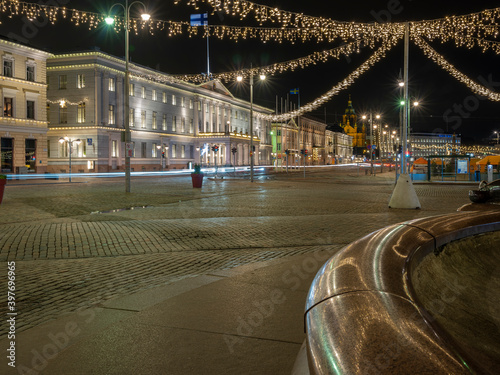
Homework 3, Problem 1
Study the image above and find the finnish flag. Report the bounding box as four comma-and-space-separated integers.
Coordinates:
190, 13, 208, 26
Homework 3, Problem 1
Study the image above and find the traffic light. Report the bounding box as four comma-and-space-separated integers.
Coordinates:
397, 145, 402, 154
285, 149, 290, 155
300, 149, 304, 155
231, 147, 237, 154
162, 151, 165, 158
304, 149, 308, 155
212, 145, 219, 152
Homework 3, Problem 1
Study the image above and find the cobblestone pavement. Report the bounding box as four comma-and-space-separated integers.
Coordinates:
0, 168, 474, 338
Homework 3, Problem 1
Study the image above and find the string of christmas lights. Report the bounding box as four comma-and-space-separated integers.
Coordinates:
412, 35, 500, 101
47, 98, 86, 106
412, 7, 500, 46
175, 0, 405, 43
172, 39, 378, 83
257, 36, 402, 123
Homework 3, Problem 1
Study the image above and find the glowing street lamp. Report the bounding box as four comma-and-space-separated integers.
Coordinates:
106, 1, 150, 192
59, 137, 81, 182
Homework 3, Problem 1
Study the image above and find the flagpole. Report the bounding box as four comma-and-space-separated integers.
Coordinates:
206, 13, 210, 76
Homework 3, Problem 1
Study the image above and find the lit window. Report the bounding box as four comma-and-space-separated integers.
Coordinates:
109, 77, 115, 91
172, 116, 177, 132
3, 97, 13, 117
189, 99, 193, 109
171, 144, 177, 158
152, 89, 157, 101
181, 97, 185, 107
189, 119, 194, 133
129, 83, 134, 96
162, 92, 166, 103
109, 105, 115, 125
152, 111, 157, 129
181, 145, 185, 158
152, 143, 158, 158
77, 74, 85, 89
141, 110, 146, 128
77, 103, 86, 123
141, 87, 146, 99
162, 114, 167, 130
112, 140, 118, 157
129, 108, 135, 127
181, 117, 185, 132
172, 95, 176, 105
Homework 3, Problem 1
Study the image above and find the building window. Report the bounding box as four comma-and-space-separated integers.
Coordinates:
109, 105, 115, 125
3, 97, 13, 117
141, 110, 146, 128
181, 97, 185, 107
27, 100, 35, 119
162, 114, 167, 130
162, 92, 166, 103
141, 86, 146, 99
198, 101, 201, 111
172, 95, 176, 105
152, 143, 158, 158
189, 119, 194, 133
59, 75, 67, 89
112, 140, 118, 157
26, 64, 35, 82
152, 111, 157, 129
205, 103, 209, 113
181, 117, 185, 132
77, 74, 85, 89
141, 142, 147, 158
235, 110, 238, 119
109, 77, 115, 91
3, 59, 13, 77
60, 105, 67, 124
129, 108, 135, 127
171, 144, 177, 158
129, 83, 134, 96
152, 89, 157, 101
181, 145, 185, 158
77, 103, 86, 123
47, 103, 50, 123
172, 116, 177, 132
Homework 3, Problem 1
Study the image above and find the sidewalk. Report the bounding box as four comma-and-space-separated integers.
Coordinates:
0, 170, 476, 374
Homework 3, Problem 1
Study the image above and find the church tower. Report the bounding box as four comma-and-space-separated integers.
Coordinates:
341, 95, 366, 155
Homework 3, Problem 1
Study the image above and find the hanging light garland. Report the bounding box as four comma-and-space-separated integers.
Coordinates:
47, 98, 87, 107
257, 36, 402, 123
171, 38, 378, 83
412, 35, 500, 101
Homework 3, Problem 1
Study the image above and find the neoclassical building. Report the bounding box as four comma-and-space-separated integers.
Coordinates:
1, 38, 52, 174
46, 51, 273, 173
341, 95, 366, 156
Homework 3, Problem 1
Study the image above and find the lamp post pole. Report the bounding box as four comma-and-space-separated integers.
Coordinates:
106, 1, 149, 193
250, 68, 254, 182
59, 137, 81, 183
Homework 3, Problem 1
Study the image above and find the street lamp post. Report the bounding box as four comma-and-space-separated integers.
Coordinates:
106, 1, 150, 193
59, 137, 81, 183
237, 68, 265, 182
494, 131, 499, 145
156, 145, 162, 171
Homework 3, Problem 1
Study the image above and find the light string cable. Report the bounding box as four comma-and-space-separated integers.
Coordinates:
174, 0, 403, 44
261, 34, 403, 123
411, 7, 500, 47
171, 38, 376, 83
0, 0, 187, 35
412, 34, 500, 101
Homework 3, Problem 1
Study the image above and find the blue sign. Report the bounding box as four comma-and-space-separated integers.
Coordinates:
87, 138, 92, 146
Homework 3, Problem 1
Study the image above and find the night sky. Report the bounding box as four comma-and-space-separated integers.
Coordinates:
1, 0, 500, 143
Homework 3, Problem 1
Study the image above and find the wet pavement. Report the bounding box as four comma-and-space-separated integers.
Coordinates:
0, 167, 477, 374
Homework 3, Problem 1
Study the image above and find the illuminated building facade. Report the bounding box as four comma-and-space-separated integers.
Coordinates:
46, 51, 273, 173
341, 95, 366, 156
0, 38, 52, 174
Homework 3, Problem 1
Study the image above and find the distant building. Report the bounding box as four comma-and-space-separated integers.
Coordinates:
410, 133, 461, 158
0, 38, 52, 174
340, 95, 366, 156
46, 51, 273, 173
